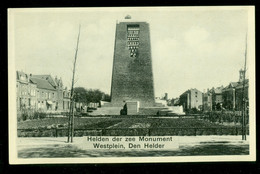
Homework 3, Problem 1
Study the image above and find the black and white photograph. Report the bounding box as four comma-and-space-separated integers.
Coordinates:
8, 6, 255, 164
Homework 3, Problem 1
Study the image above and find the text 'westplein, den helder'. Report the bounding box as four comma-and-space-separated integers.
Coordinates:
85, 136, 178, 150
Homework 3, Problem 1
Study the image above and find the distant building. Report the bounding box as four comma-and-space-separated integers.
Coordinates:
222, 69, 249, 111
211, 86, 224, 110
32, 75, 65, 110
63, 87, 71, 112
30, 76, 58, 111
169, 97, 180, 106
179, 88, 203, 111
202, 86, 224, 111
16, 71, 37, 110
203, 89, 212, 111
16, 71, 70, 112
234, 79, 249, 111
164, 93, 168, 100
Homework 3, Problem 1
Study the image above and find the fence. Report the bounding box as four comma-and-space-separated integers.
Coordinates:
17, 126, 249, 137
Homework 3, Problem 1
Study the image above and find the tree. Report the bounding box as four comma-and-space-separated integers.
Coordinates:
103, 94, 111, 102
74, 87, 87, 103
86, 89, 103, 103
73, 87, 111, 104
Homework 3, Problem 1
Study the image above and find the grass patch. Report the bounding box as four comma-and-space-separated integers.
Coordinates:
17, 117, 246, 137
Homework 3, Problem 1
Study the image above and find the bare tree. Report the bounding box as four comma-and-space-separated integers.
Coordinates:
67, 25, 81, 143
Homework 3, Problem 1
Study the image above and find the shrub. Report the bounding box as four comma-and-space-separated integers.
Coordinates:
21, 111, 28, 121
32, 110, 47, 119
39, 112, 47, 119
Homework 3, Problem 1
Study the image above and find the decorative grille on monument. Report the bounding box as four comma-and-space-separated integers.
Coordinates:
127, 25, 140, 57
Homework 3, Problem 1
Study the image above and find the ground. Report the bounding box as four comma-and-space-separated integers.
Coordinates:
17, 136, 249, 158
18, 117, 238, 129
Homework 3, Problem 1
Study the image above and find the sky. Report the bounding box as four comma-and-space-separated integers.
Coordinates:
10, 7, 252, 98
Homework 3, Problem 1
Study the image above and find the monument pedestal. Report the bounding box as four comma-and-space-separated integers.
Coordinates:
125, 101, 140, 115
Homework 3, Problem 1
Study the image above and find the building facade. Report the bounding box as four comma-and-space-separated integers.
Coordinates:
222, 80, 249, 111
203, 89, 212, 111
202, 86, 224, 111
211, 86, 224, 110
222, 70, 249, 111
31, 76, 58, 111
179, 88, 203, 111
16, 71, 37, 110
16, 71, 70, 112
63, 88, 71, 112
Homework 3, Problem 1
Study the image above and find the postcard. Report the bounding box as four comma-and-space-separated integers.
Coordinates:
8, 6, 255, 164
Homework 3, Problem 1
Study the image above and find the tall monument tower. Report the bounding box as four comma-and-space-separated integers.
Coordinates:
110, 16, 155, 108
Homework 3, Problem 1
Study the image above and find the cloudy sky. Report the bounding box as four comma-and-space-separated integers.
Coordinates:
10, 7, 252, 98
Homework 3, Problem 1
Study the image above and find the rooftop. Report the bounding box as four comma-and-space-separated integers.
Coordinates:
30, 77, 56, 91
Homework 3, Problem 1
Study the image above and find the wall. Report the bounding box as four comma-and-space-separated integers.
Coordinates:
36, 88, 57, 110
190, 89, 203, 109
17, 81, 37, 109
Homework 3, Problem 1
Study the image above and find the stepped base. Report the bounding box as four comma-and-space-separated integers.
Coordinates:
88, 107, 122, 116
94, 101, 167, 116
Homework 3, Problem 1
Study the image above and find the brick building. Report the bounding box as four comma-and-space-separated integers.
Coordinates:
219, 70, 248, 111
212, 86, 224, 108
203, 89, 212, 111
63, 87, 71, 112
179, 88, 203, 111
16, 71, 70, 112
203, 86, 224, 111
30, 76, 57, 110
16, 71, 37, 109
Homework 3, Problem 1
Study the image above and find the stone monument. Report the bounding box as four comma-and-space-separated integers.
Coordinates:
109, 16, 156, 108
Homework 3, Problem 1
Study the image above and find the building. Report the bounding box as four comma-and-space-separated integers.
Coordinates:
211, 86, 224, 110
179, 88, 203, 111
222, 82, 237, 110
234, 79, 249, 111
203, 86, 224, 111
32, 75, 64, 110
30, 76, 58, 110
172, 97, 180, 106
109, 16, 155, 108
16, 71, 70, 112
16, 71, 37, 110
62, 87, 71, 112
221, 69, 248, 111
202, 89, 212, 111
